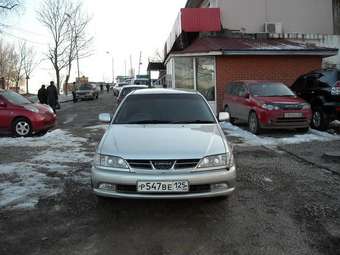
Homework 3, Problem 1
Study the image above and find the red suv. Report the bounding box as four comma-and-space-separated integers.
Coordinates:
0, 89, 56, 137
223, 81, 312, 134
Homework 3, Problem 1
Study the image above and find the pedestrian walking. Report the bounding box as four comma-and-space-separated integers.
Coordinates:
106, 84, 110, 93
37, 85, 48, 104
47, 81, 58, 113
72, 82, 77, 103
100, 84, 104, 93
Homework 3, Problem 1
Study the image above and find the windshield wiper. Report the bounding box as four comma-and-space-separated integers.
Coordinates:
173, 120, 216, 124
126, 120, 173, 124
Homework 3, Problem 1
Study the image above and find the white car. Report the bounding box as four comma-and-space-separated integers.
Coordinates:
92, 89, 236, 199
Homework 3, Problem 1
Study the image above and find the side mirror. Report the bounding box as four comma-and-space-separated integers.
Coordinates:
219, 112, 230, 122
0, 101, 7, 108
99, 113, 111, 123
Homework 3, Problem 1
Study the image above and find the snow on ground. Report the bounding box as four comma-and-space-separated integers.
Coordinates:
85, 124, 109, 131
221, 122, 340, 147
0, 129, 93, 209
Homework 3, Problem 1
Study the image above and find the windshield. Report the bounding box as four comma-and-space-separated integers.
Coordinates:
114, 94, 216, 124
79, 84, 93, 90
121, 87, 145, 97
249, 83, 295, 97
2, 91, 32, 105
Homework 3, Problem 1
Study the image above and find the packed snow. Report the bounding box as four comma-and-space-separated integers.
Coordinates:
0, 129, 93, 209
221, 122, 340, 147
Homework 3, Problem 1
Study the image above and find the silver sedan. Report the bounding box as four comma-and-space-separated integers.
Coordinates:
91, 89, 236, 199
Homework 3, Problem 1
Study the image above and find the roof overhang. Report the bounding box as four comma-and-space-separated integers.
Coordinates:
222, 49, 338, 57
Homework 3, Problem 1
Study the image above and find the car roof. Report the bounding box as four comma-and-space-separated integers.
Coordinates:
121, 85, 148, 89
231, 80, 284, 85
131, 88, 198, 95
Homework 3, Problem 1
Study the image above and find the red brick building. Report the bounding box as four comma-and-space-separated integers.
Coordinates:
163, 8, 338, 113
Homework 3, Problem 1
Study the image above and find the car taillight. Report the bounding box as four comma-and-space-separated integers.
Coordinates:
336, 81, 340, 87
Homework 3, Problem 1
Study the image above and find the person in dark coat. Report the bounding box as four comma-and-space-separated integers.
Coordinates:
72, 82, 77, 103
37, 85, 48, 104
106, 84, 110, 93
100, 84, 103, 93
47, 81, 58, 113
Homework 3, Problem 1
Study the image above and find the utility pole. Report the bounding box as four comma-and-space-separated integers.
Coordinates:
138, 51, 142, 75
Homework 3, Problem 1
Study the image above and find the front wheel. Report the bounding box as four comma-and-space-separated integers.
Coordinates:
13, 118, 32, 137
311, 108, 329, 131
248, 111, 261, 134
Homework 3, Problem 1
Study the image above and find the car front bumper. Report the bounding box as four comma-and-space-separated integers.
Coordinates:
258, 109, 312, 129
91, 166, 236, 199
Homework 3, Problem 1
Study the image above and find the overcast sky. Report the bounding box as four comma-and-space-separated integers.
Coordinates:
4, 0, 187, 93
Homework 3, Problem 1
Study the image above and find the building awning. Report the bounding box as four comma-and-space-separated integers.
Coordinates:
169, 37, 338, 57
147, 62, 166, 72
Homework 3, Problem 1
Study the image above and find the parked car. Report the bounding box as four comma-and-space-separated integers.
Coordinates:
115, 85, 148, 108
113, 82, 130, 97
291, 69, 340, 130
0, 89, 56, 137
223, 81, 312, 134
76, 84, 99, 101
92, 89, 236, 199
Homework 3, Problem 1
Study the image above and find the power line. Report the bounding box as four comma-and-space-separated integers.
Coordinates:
1, 30, 48, 45
2, 24, 45, 37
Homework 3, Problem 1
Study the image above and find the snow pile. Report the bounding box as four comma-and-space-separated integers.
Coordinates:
220, 122, 340, 147
0, 129, 93, 209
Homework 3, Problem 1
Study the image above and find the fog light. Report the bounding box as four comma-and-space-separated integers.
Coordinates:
98, 183, 116, 191
211, 183, 228, 190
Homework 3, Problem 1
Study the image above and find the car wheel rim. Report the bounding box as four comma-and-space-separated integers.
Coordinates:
16, 121, 30, 136
249, 114, 257, 132
313, 111, 321, 128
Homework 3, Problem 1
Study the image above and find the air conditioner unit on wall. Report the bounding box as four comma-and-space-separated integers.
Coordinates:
264, 22, 283, 34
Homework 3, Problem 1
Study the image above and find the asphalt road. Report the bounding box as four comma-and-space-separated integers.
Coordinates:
1, 92, 340, 255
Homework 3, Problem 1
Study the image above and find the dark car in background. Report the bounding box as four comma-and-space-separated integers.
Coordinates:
76, 84, 99, 101
291, 69, 340, 130
115, 85, 148, 108
223, 81, 312, 134
0, 89, 56, 136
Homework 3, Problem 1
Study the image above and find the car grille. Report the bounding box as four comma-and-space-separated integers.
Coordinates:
116, 184, 210, 194
277, 104, 303, 110
273, 117, 308, 126
127, 159, 200, 170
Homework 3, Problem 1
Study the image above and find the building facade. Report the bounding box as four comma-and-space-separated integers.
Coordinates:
186, 0, 333, 34
163, 1, 338, 113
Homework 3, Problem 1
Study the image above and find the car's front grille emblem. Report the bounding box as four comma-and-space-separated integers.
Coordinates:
151, 160, 175, 170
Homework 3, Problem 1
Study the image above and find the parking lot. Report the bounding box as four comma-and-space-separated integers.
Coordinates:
1, 93, 340, 255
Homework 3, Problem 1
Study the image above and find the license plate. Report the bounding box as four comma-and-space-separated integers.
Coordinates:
137, 181, 189, 193
284, 112, 302, 118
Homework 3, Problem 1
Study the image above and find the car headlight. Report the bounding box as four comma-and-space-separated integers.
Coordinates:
94, 154, 129, 170
197, 153, 234, 169
262, 104, 279, 110
302, 103, 311, 110
24, 105, 39, 113
45, 105, 54, 113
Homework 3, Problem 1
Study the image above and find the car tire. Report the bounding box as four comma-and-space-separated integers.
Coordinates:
311, 108, 329, 131
224, 106, 236, 124
248, 111, 261, 135
12, 118, 32, 137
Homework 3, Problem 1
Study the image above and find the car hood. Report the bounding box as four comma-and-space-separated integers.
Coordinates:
99, 124, 227, 160
255, 96, 306, 104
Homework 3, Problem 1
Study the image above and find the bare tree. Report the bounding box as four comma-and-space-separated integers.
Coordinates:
0, 0, 20, 10
13, 42, 26, 92
37, 0, 72, 93
23, 45, 37, 94
64, 2, 92, 92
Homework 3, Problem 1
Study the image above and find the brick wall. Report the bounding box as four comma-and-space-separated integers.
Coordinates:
215, 55, 322, 112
